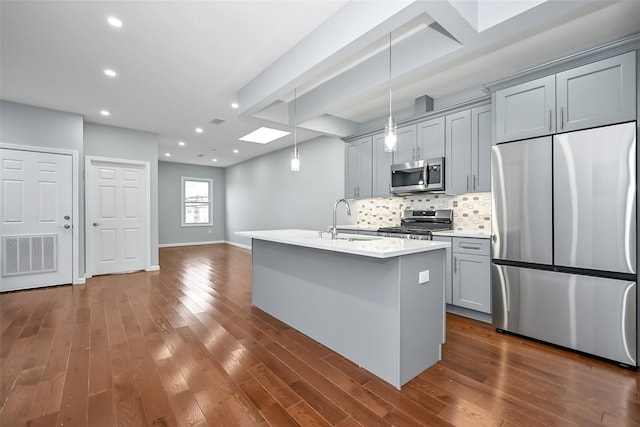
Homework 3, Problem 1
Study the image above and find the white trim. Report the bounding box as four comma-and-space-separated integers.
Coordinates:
77, 277, 86, 284
181, 176, 213, 227
85, 156, 152, 276
159, 240, 224, 248
145, 265, 160, 271
225, 240, 252, 250
0, 143, 82, 285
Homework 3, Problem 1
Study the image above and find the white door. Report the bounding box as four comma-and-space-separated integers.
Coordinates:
1, 148, 73, 291
87, 159, 148, 276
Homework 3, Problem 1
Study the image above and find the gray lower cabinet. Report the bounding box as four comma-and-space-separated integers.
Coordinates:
445, 105, 492, 194
345, 135, 372, 199
373, 133, 393, 197
432, 235, 452, 304
452, 237, 491, 314
495, 51, 636, 143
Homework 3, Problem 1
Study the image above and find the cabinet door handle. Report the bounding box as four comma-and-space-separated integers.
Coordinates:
416, 146, 421, 159
466, 176, 470, 191
454, 256, 457, 274
549, 109, 552, 132
560, 106, 564, 130
473, 175, 476, 191
412, 147, 416, 160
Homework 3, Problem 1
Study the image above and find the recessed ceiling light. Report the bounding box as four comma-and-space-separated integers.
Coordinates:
107, 16, 123, 28
104, 69, 117, 77
212, 158, 218, 162
233, 149, 239, 154
165, 153, 171, 157
100, 110, 110, 116
178, 141, 185, 146
231, 102, 239, 109
239, 127, 290, 144
195, 127, 203, 133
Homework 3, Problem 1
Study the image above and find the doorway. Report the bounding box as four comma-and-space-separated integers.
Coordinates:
85, 156, 150, 277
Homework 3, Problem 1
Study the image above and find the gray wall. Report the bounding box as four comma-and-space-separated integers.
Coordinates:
83, 122, 159, 267
225, 135, 348, 247
158, 161, 225, 245
0, 100, 86, 271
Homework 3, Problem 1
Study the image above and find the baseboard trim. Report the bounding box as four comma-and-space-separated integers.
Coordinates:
159, 240, 225, 248
74, 277, 86, 284
146, 265, 160, 272
446, 304, 492, 324
225, 240, 251, 250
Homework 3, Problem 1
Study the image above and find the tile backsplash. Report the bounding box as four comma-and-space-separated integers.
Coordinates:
355, 192, 492, 233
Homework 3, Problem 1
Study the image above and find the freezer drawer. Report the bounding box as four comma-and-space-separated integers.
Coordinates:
492, 264, 636, 365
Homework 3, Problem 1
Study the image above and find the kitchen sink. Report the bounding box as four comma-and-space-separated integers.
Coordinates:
317, 233, 382, 242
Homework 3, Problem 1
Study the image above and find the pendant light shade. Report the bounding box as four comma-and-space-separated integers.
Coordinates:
291, 88, 300, 171
384, 33, 397, 152
291, 146, 300, 171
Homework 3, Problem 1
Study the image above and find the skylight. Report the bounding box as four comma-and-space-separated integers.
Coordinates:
239, 127, 290, 144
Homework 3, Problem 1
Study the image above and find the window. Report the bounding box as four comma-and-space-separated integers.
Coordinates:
181, 177, 213, 226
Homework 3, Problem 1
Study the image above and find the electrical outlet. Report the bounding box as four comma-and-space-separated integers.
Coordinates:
419, 270, 430, 284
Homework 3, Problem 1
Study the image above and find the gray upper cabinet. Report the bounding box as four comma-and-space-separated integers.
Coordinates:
372, 133, 393, 197
495, 52, 636, 143
344, 136, 372, 199
445, 110, 472, 195
556, 51, 636, 132
446, 106, 493, 194
417, 117, 445, 160
471, 105, 493, 192
495, 75, 555, 143
393, 124, 417, 164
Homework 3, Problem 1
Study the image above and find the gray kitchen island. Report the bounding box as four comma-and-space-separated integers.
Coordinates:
236, 229, 449, 389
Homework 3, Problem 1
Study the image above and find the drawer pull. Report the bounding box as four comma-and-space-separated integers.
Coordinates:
460, 244, 481, 250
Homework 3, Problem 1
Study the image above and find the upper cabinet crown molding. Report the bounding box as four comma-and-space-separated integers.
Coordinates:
484, 32, 640, 93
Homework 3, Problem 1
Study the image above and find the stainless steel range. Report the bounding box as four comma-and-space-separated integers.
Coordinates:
378, 209, 453, 240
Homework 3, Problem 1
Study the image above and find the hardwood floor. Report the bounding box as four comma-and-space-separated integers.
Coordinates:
1, 243, 639, 426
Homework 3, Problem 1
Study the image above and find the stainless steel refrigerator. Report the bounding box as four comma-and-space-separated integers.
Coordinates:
491, 121, 637, 366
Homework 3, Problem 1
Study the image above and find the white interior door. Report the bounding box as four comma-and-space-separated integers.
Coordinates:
87, 159, 148, 276
1, 148, 73, 291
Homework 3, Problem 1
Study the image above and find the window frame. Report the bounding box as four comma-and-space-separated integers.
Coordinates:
181, 176, 213, 227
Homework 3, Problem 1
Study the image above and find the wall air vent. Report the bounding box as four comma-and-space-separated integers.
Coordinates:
2, 234, 57, 276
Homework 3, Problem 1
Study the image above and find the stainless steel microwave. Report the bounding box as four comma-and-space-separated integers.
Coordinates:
390, 158, 445, 194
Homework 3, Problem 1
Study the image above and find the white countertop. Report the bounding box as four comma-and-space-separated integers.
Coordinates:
236, 229, 450, 259
431, 230, 492, 239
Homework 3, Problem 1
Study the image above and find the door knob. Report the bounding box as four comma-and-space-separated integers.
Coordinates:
93, 222, 101, 227
63, 224, 71, 229
64, 215, 70, 220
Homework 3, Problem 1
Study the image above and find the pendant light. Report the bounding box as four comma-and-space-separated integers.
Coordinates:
291, 88, 300, 171
384, 33, 397, 152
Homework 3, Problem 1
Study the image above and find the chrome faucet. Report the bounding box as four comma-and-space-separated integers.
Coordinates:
331, 198, 352, 239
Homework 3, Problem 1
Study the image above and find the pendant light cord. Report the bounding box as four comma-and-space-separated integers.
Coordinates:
294, 88, 297, 152
388, 33, 392, 117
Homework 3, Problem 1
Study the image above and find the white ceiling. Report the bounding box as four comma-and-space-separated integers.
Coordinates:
2, 1, 639, 167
